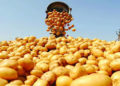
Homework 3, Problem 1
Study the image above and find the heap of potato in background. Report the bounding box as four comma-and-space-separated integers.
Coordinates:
45, 9, 75, 36
0, 35, 120, 86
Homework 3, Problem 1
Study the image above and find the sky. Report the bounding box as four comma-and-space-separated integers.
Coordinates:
0, 0, 120, 41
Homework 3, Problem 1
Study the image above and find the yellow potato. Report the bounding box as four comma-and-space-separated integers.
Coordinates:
70, 65, 86, 79
30, 69, 43, 77
99, 65, 112, 75
9, 56, 21, 60
56, 76, 72, 86
91, 48, 103, 57
33, 79, 48, 86
111, 71, 120, 86
35, 62, 49, 72
65, 65, 74, 71
84, 65, 96, 74
80, 42, 88, 49
0, 67, 18, 80
0, 51, 8, 59
71, 73, 112, 86
41, 71, 56, 85
86, 60, 97, 65
60, 46, 67, 54
24, 75, 37, 86
6, 80, 23, 86
78, 57, 87, 65
97, 70, 109, 75
52, 66, 69, 76
65, 54, 78, 64
98, 59, 110, 67
111, 42, 120, 53
0, 59, 18, 69
18, 58, 34, 71
110, 58, 120, 71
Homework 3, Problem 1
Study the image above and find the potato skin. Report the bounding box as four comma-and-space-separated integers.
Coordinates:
71, 73, 112, 86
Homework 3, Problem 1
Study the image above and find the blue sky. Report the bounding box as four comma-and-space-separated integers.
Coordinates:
0, 0, 120, 41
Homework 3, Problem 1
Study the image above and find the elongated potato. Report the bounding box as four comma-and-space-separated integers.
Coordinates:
71, 73, 112, 86
0, 67, 18, 80
33, 79, 48, 86
8, 80, 23, 85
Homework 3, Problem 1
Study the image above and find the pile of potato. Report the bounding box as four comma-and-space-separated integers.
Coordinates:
45, 9, 75, 36
0, 36, 120, 86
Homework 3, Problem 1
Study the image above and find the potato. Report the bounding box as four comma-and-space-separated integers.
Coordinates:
30, 69, 43, 77
52, 66, 69, 77
56, 76, 72, 86
33, 79, 48, 86
74, 51, 82, 58
18, 58, 34, 71
9, 56, 21, 60
0, 59, 18, 69
97, 70, 109, 75
78, 57, 87, 65
25, 75, 38, 86
111, 71, 120, 86
88, 55, 96, 60
35, 62, 49, 72
0, 51, 8, 59
98, 59, 110, 67
21, 85, 30, 86
0, 78, 8, 86
71, 73, 112, 86
49, 62, 59, 70
65, 65, 74, 71
6, 80, 23, 86
86, 60, 97, 65
41, 71, 56, 85
60, 46, 67, 54
84, 65, 96, 74
0, 67, 18, 80
80, 42, 88, 49
65, 54, 78, 64
110, 58, 120, 71
111, 42, 120, 53
70, 65, 86, 79
91, 48, 103, 57
99, 65, 112, 75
